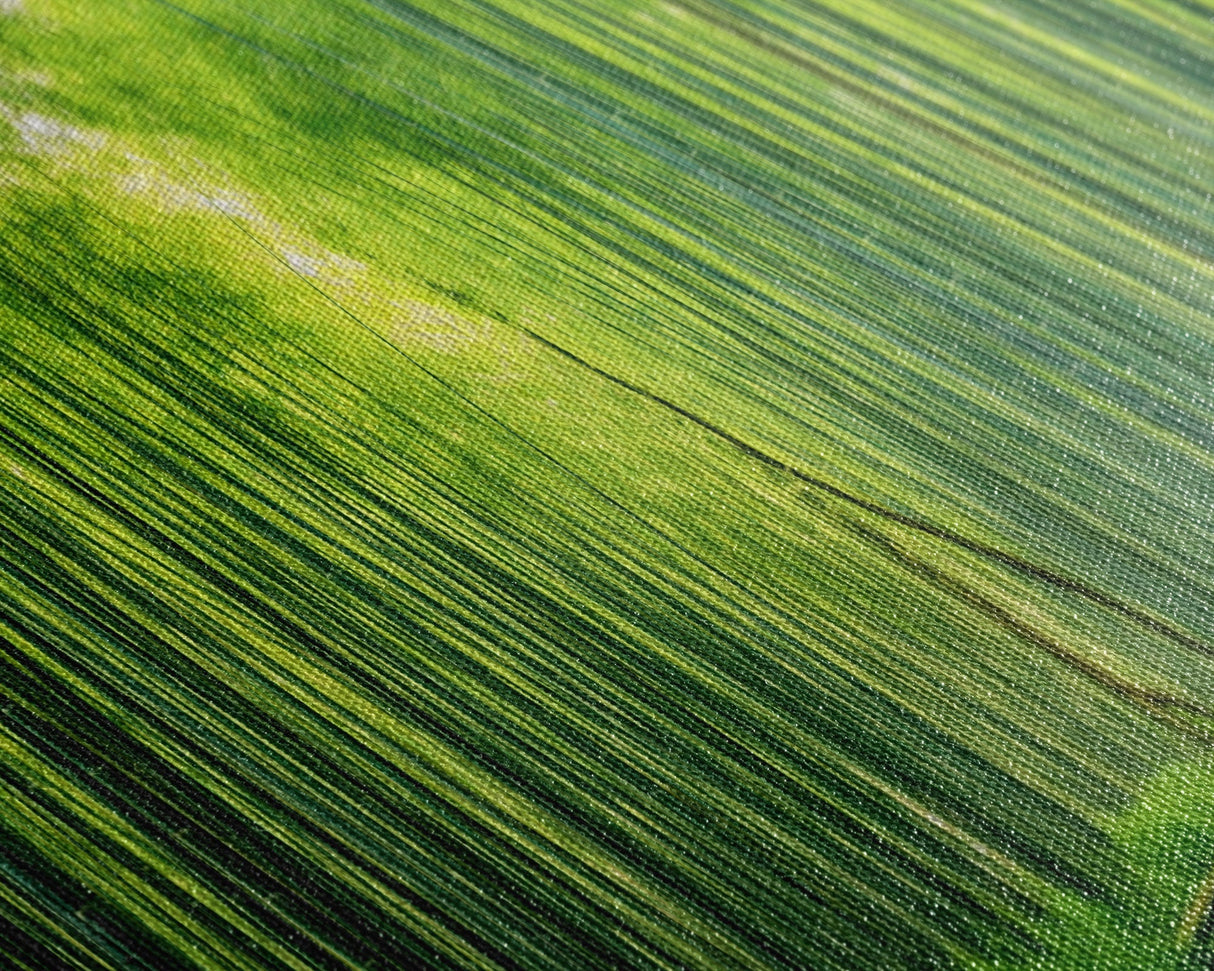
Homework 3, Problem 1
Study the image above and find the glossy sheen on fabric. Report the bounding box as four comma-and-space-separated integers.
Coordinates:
2, 1, 1214, 968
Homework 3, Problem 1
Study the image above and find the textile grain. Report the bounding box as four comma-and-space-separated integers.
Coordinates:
2, 1, 1214, 968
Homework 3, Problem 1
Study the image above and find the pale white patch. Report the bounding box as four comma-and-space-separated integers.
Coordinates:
119, 156, 372, 290
11, 70, 51, 88
283, 249, 326, 277
281, 246, 365, 286
118, 162, 261, 221
7, 111, 106, 156
196, 189, 259, 219
0, 0, 23, 15
390, 299, 489, 353
386, 301, 532, 383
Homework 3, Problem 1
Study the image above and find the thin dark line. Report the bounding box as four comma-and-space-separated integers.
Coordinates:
523, 326, 1214, 660
847, 518, 1214, 734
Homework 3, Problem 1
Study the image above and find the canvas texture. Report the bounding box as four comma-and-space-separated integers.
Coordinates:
2, 1, 1214, 968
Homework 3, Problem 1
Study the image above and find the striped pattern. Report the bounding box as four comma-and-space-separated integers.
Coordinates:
2, 0, 1214, 967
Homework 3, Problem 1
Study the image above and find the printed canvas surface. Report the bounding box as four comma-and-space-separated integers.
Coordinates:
3, 0, 1214, 968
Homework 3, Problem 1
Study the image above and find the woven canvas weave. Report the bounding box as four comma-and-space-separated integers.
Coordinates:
3, 1, 1214, 968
